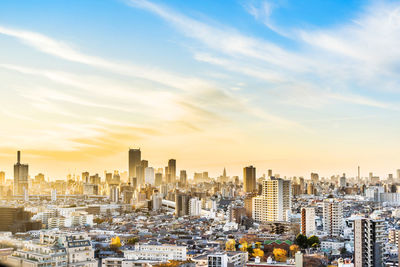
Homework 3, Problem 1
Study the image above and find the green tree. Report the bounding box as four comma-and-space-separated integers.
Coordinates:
307, 235, 320, 248
126, 237, 139, 245
247, 246, 254, 256
295, 234, 308, 249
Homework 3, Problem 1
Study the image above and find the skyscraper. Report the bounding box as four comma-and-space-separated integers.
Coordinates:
354, 218, 384, 267
82, 172, 89, 183
311, 172, 319, 183
252, 177, 292, 222
243, 166, 256, 193
128, 148, 141, 184
110, 186, 119, 203
0, 171, 5, 184
145, 167, 155, 185
180, 170, 187, 187
175, 191, 190, 217
339, 174, 347, 187
155, 173, 163, 186
168, 159, 176, 183
14, 151, 28, 196
323, 198, 343, 237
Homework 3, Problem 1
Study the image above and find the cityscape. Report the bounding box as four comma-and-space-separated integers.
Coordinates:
0, 149, 398, 267
1, 0, 400, 267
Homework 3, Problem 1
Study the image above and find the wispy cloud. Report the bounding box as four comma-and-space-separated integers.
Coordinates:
0, 25, 213, 93
243, 0, 289, 37
124, 0, 309, 72
124, 0, 400, 112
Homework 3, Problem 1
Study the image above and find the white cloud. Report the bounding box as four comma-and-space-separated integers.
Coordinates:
243, 0, 289, 37
0, 25, 213, 93
124, 0, 400, 112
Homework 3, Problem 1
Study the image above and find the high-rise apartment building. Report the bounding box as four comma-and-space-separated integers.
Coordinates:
301, 207, 316, 236
14, 151, 28, 196
354, 218, 384, 267
243, 166, 256, 193
252, 177, 292, 222
189, 197, 202, 216
128, 148, 141, 185
152, 191, 163, 211
175, 191, 190, 217
145, 167, 155, 185
323, 198, 343, 237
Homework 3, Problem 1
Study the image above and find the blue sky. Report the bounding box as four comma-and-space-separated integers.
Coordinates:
0, 0, 400, 179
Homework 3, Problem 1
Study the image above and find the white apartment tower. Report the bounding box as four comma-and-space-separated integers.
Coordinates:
189, 197, 202, 216
323, 198, 343, 237
252, 177, 292, 222
301, 207, 316, 236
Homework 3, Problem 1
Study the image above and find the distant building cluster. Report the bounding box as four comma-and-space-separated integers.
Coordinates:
1, 149, 400, 266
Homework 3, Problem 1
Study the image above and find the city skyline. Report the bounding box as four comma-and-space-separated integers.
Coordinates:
0, 149, 398, 182
1, 0, 400, 178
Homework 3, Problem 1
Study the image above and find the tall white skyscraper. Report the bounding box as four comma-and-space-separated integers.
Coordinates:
323, 198, 343, 237
152, 192, 163, 211
145, 167, 155, 185
252, 177, 292, 222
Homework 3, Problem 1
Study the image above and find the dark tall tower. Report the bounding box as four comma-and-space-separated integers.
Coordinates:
175, 191, 190, 217
180, 170, 187, 187
128, 148, 141, 185
243, 166, 256, 193
14, 151, 28, 196
168, 159, 176, 183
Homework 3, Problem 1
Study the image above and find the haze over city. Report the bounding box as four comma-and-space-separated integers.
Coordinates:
1, 0, 400, 179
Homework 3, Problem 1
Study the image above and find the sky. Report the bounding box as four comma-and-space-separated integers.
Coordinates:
1, 0, 400, 180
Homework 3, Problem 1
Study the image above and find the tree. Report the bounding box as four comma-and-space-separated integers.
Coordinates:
307, 235, 320, 248
239, 240, 248, 252
110, 236, 122, 249
126, 237, 139, 245
273, 248, 287, 262
247, 246, 254, 256
289, 244, 300, 257
253, 248, 264, 258
340, 247, 347, 255
225, 239, 236, 251
295, 234, 308, 249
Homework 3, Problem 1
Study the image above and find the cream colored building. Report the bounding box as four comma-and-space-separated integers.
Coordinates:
323, 198, 343, 237
252, 177, 292, 222
124, 244, 186, 262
